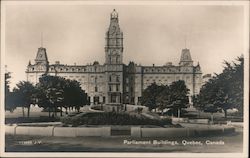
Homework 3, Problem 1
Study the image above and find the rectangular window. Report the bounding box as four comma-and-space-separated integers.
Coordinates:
103, 96, 106, 103
116, 85, 119, 91
138, 97, 142, 105
109, 85, 112, 92
126, 78, 129, 83
95, 86, 98, 92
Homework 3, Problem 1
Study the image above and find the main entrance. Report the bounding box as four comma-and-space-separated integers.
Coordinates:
108, 92, 121, 104
94, 96, 99, 105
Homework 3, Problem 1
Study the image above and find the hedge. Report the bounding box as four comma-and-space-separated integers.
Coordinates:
61, 112, 172, 127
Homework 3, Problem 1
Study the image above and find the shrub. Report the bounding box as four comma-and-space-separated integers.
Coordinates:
61, 112, 172, 127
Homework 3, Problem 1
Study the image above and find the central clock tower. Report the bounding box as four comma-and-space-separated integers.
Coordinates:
104, 9, 124, 107
105, 9, 123, 64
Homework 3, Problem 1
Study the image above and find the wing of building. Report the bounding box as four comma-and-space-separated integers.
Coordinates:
26, 9, 203, 106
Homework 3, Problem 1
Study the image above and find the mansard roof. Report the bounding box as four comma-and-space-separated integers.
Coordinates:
180, 48, 193, 62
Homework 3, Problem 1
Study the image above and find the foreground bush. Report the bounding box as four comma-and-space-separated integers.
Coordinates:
5, 116, 60, 124
61, 112, 172, 127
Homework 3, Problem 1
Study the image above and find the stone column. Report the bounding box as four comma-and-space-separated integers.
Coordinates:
90, 96, 94, 105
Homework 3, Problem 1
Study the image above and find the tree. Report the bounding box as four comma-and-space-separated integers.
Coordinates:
5, 72, 11, 111
141, 82, 165, 111
5, 72, 17, 112
156, 85, 171, 114
63, 79, 88, 114
37, 75, 65, 117
36, 75, 88, 117
35, 84, 52, 116
13, 81, 36, 117
168, 80, 189, 118
229, 56, 243, 116
141, 81, 189, 116
197, 56, 244, 118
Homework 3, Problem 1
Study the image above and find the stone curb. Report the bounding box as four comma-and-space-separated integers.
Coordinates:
5, 125, 235, 138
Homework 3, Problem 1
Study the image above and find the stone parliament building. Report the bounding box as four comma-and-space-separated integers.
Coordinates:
26, 9, 203, 106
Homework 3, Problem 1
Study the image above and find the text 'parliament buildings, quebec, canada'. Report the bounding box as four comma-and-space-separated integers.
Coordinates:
26, 9, 204, 106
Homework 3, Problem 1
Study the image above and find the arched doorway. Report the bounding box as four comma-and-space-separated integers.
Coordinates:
93, 96, 99, 105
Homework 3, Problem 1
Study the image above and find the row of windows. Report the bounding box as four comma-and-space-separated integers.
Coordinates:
61, 75, 104, 79
109, 85, 120, 92
144, 76, 191, 79
109, 75, 120, 82
144, 78, 192, 83
49, 67, 104, 72
144, 68, 179, 73
108, 56, 121, 64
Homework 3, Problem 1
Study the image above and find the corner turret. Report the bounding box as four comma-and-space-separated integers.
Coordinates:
179, 48, 193, 66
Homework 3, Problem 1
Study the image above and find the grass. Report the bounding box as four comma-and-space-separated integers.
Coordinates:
5, 116, 60, 124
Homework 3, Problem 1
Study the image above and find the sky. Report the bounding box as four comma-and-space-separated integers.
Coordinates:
3, 3, 246, 89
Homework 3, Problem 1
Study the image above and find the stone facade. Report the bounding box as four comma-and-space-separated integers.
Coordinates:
26, 9, 202, 106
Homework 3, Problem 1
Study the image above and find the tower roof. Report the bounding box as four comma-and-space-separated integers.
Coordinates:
35, 47, 48, 63
180, 48, 193, 62
179, 48, 193, 66
111, 9, 118, 19
107, 9, 122, 35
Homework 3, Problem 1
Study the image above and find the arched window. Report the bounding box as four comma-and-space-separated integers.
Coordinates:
116, 56, 119, 63
109, 56, 112, 64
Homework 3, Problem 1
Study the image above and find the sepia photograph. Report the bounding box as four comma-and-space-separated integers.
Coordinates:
0, 0, 249, 157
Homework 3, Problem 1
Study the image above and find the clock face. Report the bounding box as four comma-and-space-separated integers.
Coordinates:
110, 50, 117, 55
39, 53, 43, 58
110, 26, 116, 35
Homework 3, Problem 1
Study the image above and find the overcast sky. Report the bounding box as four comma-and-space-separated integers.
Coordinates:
3, 4, 245, 89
